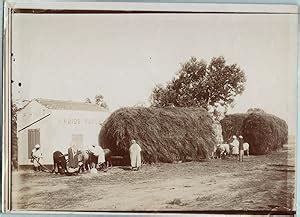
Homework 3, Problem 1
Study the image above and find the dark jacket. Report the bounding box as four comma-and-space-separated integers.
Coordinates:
239, 138, 244, 151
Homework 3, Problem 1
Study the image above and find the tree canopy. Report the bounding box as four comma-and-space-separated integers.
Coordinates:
94, 95, 108, 109
84, 95, 108, 109
85, 98, 92, 104
246, 108, 265, 114
11, 103, 18, 169
150, 56, 246, 111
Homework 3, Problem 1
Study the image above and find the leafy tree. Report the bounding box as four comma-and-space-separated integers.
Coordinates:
99, 102, 108, 109
95, 95, 104, 105
94, 94, 108, 109
247, 108, 265, 114
11, 103, 18, 169
209, 103, 227, 122
85, 98, 92, 104
84, 95, 109, 109
150, 56, 246, 111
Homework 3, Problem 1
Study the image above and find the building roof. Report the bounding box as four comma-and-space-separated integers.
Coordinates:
15, 99, 31, 111
34, 98, 108, 112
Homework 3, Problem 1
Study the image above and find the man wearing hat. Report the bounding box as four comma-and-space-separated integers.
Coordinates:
238, 135, 244, 162
31, 144, 42, 171
129, 139, 142, 171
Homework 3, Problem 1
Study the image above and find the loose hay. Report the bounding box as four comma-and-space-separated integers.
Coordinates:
220, 113, 248, 143
212, 122, 224, 144
242, 113, 288, 155
221, 113, 288, 155
99, 107, 216, 164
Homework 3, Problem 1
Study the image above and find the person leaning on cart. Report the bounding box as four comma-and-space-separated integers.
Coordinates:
31, 144, 42, 172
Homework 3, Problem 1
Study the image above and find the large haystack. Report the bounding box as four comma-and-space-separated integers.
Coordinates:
242, 113, 288, 155
99, 107, 216, 164
220, 114, 248, 143
220, 112, 288, 155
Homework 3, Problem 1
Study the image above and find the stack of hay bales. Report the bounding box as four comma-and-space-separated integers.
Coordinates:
220, 112, 288, 155
99, 107, 216, 164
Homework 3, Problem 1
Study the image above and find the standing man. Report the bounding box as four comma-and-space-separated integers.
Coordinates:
238, 135, 244, 162
231, 135, 239, 159
129, 139, 142, 171
31, 144, 42, 171
68, 144, 78, 169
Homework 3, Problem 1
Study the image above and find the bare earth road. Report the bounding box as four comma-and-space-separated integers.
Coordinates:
11, 144, 295, 212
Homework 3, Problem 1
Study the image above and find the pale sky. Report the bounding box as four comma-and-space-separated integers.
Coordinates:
12, 13, 297, 134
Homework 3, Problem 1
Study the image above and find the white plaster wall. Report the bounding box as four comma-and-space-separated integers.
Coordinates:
17, 101, 110, 165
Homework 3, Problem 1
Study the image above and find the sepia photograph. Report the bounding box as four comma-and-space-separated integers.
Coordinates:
4, 2, 297, 213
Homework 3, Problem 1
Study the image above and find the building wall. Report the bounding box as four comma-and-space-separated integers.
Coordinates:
50, 109, 109, 151
17, 100, 54, 165
17, 100, 110, 165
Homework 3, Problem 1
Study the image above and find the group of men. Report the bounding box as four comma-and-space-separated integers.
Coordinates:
60, 140, 143, 172
67, 144, 106, 170
232, 135, 245, 161
30, 137, 247, 173
30, 143, 107, 172
215, 135, 249, 161
30, 139, 143, 172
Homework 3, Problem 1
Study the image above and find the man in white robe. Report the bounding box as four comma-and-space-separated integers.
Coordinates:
91, 145, 105, 169
231, 135, 239, 158
129, 139, 142, 171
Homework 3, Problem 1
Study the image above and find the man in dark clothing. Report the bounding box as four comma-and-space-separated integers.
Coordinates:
53, 151, 67, 174
68, 145, 79, 168
238, 135, 244, 162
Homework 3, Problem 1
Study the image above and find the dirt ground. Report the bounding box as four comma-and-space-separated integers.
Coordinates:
11, 144, 295, 212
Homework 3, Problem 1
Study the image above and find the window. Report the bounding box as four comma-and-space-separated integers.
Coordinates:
28, 129, 40, 159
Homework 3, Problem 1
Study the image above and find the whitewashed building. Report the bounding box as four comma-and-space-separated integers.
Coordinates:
17, 98, 109, 166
